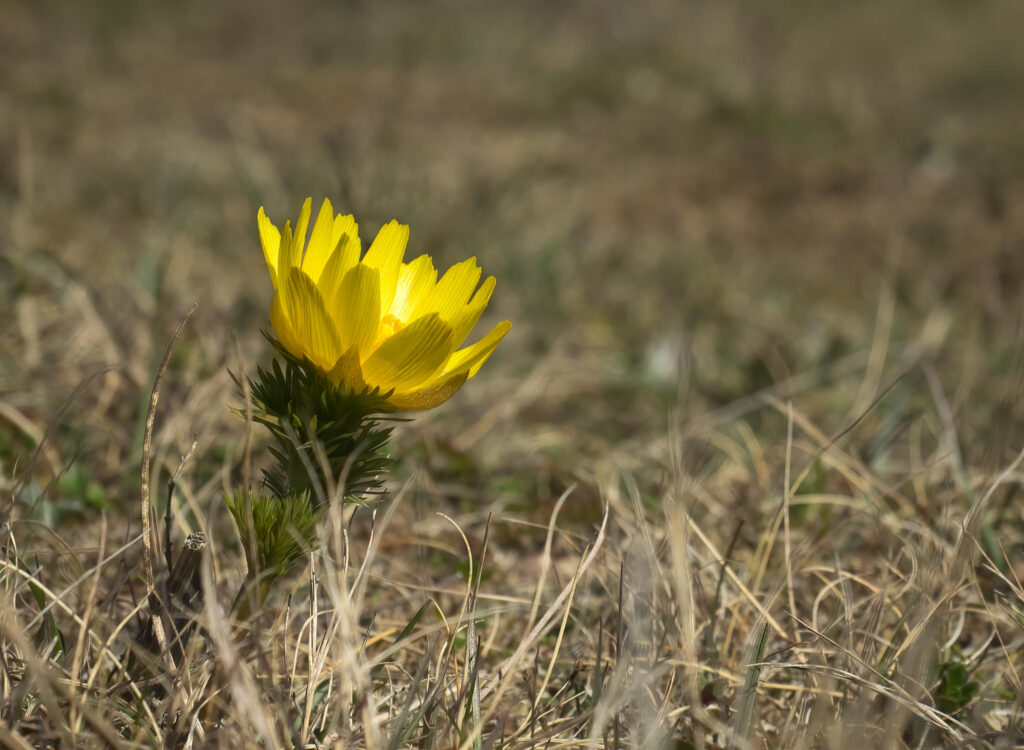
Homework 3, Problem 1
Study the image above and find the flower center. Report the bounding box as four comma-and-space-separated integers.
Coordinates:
381, 313, 403, 337
371, 313, 403, 350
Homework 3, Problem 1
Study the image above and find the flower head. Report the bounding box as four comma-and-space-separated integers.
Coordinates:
258, 198, 511, 410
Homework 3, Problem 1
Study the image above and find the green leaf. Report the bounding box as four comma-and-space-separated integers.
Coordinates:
935, 658, 981, 717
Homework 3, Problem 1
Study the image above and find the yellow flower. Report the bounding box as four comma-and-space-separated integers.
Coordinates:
258, 198, 511, 410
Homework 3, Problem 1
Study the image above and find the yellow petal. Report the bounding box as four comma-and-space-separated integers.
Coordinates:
443, 320, 511, 378
386, 371, 469, 411
334, 264, 381, 354
289, 197, 312, 269
301, 198, 337, 281
314, 215, 362, 307
446, 276, 496, 347
391, 254, 437, 323
362, 313, 453, 391
269, 289, 301, 358
258, 207, 282, 287
414, 257, 482, 322
316, 233, 356, 314
325, 345, 366, 393
280, 221, 294, 271
283, 268, 342, 371
331, 214, 361, 268
362, 220, 409, 314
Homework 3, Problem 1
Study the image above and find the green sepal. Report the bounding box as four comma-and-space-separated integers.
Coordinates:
232, 334, 401, 505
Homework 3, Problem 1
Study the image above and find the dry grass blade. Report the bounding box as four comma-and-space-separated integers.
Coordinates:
138, 302, 197, 665
0, 609, 129, 749
487, 491, 608, 694
727, 621, 769, 749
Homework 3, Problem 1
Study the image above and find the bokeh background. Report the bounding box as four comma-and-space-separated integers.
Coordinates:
4, 0, 1024, 586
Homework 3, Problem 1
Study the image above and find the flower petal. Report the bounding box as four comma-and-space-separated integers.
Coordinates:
362, 220, 409, 314
258, 207, 282, 287
269, 289, 301, 357
325, 345, 366, 393
362, 313, 453, 391
301, 198, 337, 281
316, 233, 357, 315
446, 275, 496, 347
283, 267, 342, 371
280, 221, 294, 271
333, 264, 381, 354
413, 257, 482, 323
387, 371, 469, 411
443, 320, 511, 378
331, 214, 361, 272
289, 197, 312, 269
391, 254, 437, 323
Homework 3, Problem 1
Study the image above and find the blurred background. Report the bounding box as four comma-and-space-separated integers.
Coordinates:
3, 0, 1024, 529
